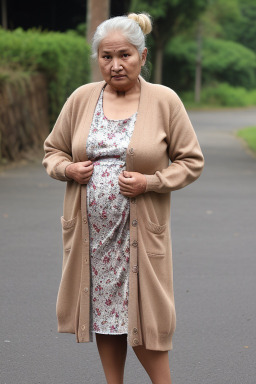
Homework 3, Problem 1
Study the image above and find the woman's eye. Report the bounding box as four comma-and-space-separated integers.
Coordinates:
103, 55, 111, 60
123, 53, 129, 58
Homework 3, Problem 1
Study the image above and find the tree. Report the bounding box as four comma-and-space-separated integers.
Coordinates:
130, 0, 208, 84
1, 0, 8, 29
195, 22, 203, 102
189, 0, 241, 102
86, 0, 110, 81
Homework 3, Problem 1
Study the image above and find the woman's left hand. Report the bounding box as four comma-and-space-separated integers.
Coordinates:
118, 171, 147, 197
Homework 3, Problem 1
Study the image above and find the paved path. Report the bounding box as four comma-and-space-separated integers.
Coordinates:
1, 108, 256, 384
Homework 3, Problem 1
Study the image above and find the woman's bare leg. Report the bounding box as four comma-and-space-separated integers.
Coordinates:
95, 333, 127, 384
133, 345, 172, 384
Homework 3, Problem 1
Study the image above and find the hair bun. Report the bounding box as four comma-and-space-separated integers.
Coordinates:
128, 13, 152, 35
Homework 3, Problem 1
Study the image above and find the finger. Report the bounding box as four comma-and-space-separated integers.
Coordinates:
119, 187, 128, 195
119, 184, 128, 192
80, 178, 90, 185
119, 178, 127, 187
119, 174, 133, 185
80, 165, 94, 175
119, 172, 132, 180
84, 168, 94, 176
123, 171, 133, 178
118, 173, 126, 182
84, 173, 93, 181
82, 164, 94, 171
120, 190, 134, 197
120, 188, 134, 197
119, 181, 133, 192
78, 174, 92, 182
81, 160, 93, 166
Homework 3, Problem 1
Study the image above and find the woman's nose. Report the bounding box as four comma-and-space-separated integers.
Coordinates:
112, 58, 122, 71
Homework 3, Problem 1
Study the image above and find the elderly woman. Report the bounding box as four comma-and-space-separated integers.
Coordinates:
43, 13, 204, 384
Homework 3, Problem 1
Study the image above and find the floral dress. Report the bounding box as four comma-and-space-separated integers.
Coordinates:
86, 89, 137, 334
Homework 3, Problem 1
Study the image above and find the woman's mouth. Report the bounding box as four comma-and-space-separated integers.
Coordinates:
112, 75, 125, 79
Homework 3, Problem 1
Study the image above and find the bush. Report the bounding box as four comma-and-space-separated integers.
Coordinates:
164, 35, 256, 92
203, 38, 256, 89
201, 83, 256, 106
0, 28, 91, 124
182, 83, 256, 107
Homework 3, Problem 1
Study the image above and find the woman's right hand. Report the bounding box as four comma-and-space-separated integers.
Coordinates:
65, 161, 94, 184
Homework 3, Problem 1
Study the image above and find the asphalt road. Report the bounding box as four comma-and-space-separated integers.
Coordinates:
1, 108, 256, 384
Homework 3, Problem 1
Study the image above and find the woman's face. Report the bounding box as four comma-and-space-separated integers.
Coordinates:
98, 32, 147, 92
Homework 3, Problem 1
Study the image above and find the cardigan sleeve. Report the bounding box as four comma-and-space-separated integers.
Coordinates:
144, 102, 204, 193
42, 97, 74, 182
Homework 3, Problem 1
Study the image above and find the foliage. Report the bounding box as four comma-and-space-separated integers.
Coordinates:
164, 35, 256, 91
130, 0, 207, 43
195, 0, 256, 52
199, 0, 241, 38
203, 38, 256, 88
0, 27, 91, 123
237, 126, 256, 153
66, 23, 87, 37
130, 0, 208, 82
233, 0, 256, 52
75, 22, 87, 37
182, 83, 256, 107
217, 0, 256, 52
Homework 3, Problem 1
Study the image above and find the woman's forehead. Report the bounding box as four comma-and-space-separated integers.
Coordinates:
99, 32, 135, 52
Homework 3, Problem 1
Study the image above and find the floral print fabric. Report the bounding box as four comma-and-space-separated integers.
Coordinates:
86, 89, 137, 334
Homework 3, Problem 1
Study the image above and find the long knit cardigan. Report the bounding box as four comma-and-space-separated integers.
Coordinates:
43, 76, 204, 351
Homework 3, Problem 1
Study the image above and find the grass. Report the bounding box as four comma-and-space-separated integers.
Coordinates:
237, 126, 256, 153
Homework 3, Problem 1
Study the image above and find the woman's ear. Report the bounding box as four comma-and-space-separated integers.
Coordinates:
141, 48, 148, 66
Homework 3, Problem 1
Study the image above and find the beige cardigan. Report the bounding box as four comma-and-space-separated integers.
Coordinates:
43, 76, 204, 351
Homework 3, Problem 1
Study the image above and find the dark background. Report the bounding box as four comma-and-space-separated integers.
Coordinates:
3, 0, 130, 31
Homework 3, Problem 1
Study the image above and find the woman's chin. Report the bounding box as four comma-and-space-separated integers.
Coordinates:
108, 78, 138, 93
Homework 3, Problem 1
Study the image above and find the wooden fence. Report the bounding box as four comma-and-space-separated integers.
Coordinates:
0, 73, 49, 162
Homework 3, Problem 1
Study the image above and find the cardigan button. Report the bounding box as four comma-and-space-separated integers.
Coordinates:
133, 327, 138, 334
131, 197, 136, 204
132, 219, 138, 227
129, 147, 134, 155
81, 324, 86, 331
132, 240, 138, 247
132, 265, 139, 273
83, 217, 87, 224
84, 287, 88, 293
133, 338, 139, 345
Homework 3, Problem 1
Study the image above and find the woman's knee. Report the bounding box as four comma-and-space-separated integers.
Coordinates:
133, 345, 172, 384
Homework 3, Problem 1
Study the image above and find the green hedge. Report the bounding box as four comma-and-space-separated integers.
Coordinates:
0, 28, 91, 124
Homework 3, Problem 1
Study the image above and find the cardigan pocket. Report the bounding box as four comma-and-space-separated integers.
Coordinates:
144, 219, 167, 257
61, 216, 77, 255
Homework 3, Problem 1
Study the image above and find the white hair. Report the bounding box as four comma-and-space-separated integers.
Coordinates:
91, 14, 152, 59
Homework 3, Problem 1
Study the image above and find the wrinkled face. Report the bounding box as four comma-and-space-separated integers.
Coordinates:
98, 32, 147, 92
